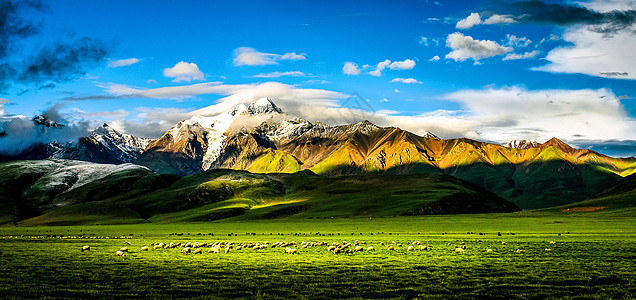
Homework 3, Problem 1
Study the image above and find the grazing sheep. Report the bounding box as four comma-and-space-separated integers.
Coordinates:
208, 247, 220, 254
544, 248, 552, 252
119, 247, 128, 252
419, 245, 427, 251
485, 248, 493, 253
407, 245, 414, 252
153, 245, 162, 250
455, 247, 465, 254
447, 243, 452, 246
116, 250, 126, 256
81, 245, 90, 252
182, 247, 191, 254
367, 246, 375, 252
126, 242, 132, 245
285, 247, 297, 254
193, 248, 202, 254
140, 246, 149, 251
327, 246, 336, 252
354, 246, 364, 252
501, 242, 506, 245
515, 249, 524, 254
386, 245, 395, 251
224, 246, 231, 254
549, 241, 556, 244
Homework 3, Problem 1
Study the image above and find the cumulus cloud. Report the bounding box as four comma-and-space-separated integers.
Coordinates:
107, 58, 140, 68
503, 50, 540, 60
391, 78, 421, 84
505, 34, 532, 47
369, 59, 391, 76
163, 61, 205, 82
343, 62, 361, 75
429, 55, 440, 62
389, 59, 416, 70
419, 36, 429, 46
445, 32, 513, 63
533, 23, 636, 79
456, 12, 482, 29
483, 14, 517, 24
251, 71, 306, 78
232, 47, 306, 66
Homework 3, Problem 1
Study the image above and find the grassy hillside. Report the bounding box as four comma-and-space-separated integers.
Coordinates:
543, 173, 636, 216
2, 160, 520, 226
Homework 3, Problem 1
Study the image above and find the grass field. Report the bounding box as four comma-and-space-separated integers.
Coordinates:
1, 212, 634, 299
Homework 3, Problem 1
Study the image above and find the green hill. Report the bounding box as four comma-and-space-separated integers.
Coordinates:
0, 160, 520, 226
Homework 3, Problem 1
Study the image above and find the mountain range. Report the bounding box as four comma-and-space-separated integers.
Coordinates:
1, 98, 635, 211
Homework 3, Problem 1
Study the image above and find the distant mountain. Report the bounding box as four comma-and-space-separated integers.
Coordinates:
53, 123, 152, 164
0, 118, 151, 164
0, 159, 519, 226
136, 98, 636, 209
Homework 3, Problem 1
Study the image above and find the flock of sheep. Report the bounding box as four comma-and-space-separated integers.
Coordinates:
78, 239, 559, 257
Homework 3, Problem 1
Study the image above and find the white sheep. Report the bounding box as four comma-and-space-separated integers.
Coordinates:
455, 247, 465, 254
193, 248, 202, 254
407, 245, 414, 251
140, 246, 149, 251
81, 245, 90, 252
285, 247, 297, 254
515, 249, 524, 254
367, 246, 375, 252
116, 250, 126, 256
119, 247, 128, 252
485, 248, 493, 253
181, 247, 191, 254
354, 246, 364, 252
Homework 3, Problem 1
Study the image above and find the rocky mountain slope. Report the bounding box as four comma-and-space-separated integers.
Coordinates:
136, 98, 636, 209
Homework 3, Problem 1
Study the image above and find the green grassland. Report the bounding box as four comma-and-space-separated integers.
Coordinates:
1, 213, 634, 299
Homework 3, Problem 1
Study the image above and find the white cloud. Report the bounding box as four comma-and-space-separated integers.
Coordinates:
394, 89, 400, 93
279, 52, 306, 60
505, 34, 532, 47
343, 62, 361, 75
389, 59, 416, 70
456, 13, 481, 29
232, 47, 306, 66
429, 55, 440, 62
380, 98, 390, 102
147, 79, 157, 84
578, 0, 636, 12
445, 32, 513, 63
369, 59, 391, 76
97, 82, 145, 96
419, 36, 429, 46
483, 14, 517, 25
163, 61, 205, 82
503, 50, 540, 60
444, 86, 636, 142
251, 71, 306, 78
391, 78, 421, 84
533, 24, 636, 80
108, 58, 140, 68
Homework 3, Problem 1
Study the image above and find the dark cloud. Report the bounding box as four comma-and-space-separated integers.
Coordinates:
498, 1, 636, 35
573, 139, 636, 158
17, 37, 109, 87
0, 0, 44, 57
0, 0, 110, 94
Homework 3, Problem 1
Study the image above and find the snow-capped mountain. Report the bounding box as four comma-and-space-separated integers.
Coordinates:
136, 97, 284, 175
504, 139, 540, 150
53, 123, 152, 164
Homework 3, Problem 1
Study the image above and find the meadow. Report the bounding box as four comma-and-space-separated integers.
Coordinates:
1, 212, 634, 299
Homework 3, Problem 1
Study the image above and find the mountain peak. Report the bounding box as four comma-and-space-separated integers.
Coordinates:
424, 131, 440, 139
505, 139, 540, 150
246, 97, 283, 115
32, 115, 64, 128
542, 137, 576, 152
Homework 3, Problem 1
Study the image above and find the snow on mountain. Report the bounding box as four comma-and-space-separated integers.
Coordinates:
161, 97, 284, 170
424, 131, 440, 139
504, 140, 540, 150
51, 123, 152, 164
246, 97, 283, 115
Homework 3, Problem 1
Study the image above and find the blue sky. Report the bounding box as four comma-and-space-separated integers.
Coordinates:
1, 0, 636, 156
